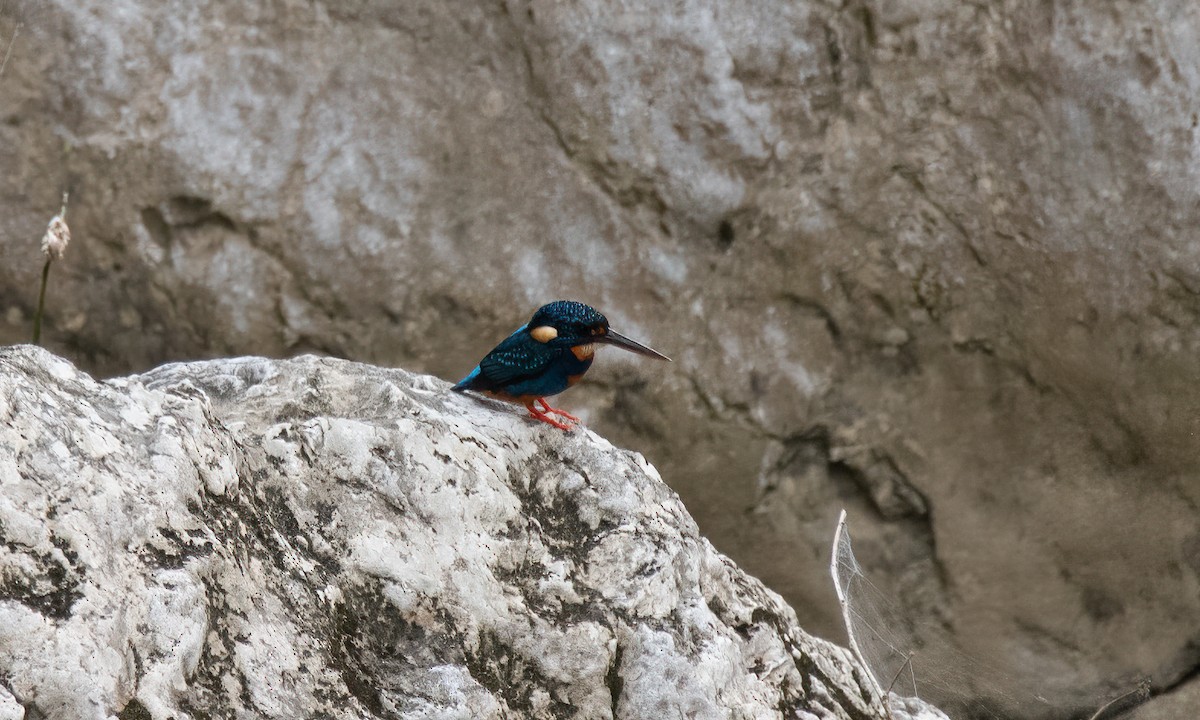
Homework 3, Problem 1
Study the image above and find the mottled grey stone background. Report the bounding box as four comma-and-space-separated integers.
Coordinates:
1, 1, 1197, 717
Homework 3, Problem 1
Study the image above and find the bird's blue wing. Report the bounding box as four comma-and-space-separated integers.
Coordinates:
455, 325, 560, 392
477, 332, 559, 387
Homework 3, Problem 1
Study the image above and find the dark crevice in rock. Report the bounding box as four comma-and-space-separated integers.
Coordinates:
138, 525, 217, 570
779, 291, 843, 343
823, 22, 843, 90
793, 651, 876, 720
948, 336, 1055, 396
1085, 411, 1149, 470
21, 702, 47, 720
856, 3, 877, 49
717, 219, 736, 250
219, 465, 343, 580
0, 531, 84, 621
463, 628, 574, 718
128, 644, 144, 698
140, 206, 171, 250
332, 583, 408, 719
179, 571, 253, 717
830, 447, 927, 521
1150, 640, 1200, 701
892, 165, 988, 269
759, 428, 928, 522
606, 640, 624, 718
164, 196, 228, 230
685, 374, 768, 439
1011, 616, 1085, 658
513, 452, 614, 561
117, 698, 152, 720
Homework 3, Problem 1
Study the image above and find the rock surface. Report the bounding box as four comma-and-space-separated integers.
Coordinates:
0, 345, 898, 720
2, 2, 1199, 716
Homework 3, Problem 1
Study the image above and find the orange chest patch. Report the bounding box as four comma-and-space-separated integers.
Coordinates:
571, 344, 596, 361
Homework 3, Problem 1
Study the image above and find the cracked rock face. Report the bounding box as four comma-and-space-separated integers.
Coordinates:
0, 346, 902, 720
3, 2, 1200, 716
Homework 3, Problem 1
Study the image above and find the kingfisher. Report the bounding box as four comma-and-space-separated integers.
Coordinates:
453, 300, 670, 430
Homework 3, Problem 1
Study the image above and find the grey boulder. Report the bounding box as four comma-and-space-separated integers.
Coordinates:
0, 346, 896, 720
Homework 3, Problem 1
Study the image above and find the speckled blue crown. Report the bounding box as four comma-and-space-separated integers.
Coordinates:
530, 301, 607, 329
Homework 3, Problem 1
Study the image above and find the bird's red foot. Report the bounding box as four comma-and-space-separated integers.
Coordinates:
526, 399, 577, 431
537, 398, 580, 423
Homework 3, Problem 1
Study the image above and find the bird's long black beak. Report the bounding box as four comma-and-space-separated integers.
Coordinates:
600, 329, 672, 361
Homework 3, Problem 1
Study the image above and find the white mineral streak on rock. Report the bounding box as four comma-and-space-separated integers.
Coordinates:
0, 346, 898, 719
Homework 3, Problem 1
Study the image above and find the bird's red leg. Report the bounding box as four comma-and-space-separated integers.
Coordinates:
525, 400, 574, 431
537, 398, 580, 423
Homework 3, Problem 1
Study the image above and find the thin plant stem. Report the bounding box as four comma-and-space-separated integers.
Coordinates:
0, 21, 20, 78
1086, 679, 1151, 720
32, 258, 50, 345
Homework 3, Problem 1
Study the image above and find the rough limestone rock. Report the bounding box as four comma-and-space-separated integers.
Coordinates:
2, 2, 1199, 715
0, 345, 912, 720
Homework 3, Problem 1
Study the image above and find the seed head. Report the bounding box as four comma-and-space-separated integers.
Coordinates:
41, 193, 70, 260
41, 216, 70, 260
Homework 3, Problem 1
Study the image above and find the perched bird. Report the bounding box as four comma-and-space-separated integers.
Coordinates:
453, 300, 670, 430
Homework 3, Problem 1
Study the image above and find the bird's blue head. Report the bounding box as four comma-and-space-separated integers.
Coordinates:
526, 301, 670, 361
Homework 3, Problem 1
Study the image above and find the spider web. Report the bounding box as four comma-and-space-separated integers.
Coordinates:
829, 510, 1149, 720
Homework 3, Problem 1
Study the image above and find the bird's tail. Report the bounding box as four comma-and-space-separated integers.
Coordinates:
452, 366, 482, 392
